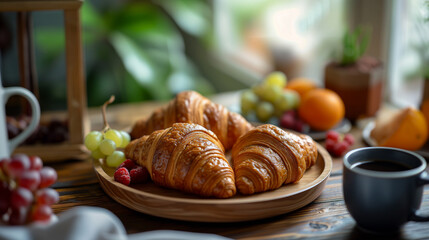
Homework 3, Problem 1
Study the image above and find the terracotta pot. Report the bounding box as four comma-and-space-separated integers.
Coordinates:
324, 59, 383, 121
422, 78, 429, 104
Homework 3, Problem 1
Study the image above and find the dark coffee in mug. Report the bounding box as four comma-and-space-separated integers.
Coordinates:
351, 160, 412, 172
343, 147, 429, 233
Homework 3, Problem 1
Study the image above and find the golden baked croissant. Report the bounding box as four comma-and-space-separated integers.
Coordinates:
124, 123, 236, 198
231, 124, 318, 195
130, 91, 253, 150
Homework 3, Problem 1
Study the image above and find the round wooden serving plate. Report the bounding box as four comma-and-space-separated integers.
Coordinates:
93, 143, 332, 222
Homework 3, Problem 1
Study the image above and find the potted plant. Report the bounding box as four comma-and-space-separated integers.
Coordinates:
324, 27, 383, 121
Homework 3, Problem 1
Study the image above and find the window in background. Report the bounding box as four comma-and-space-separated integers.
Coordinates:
214, 0, 347, 86
388, 0, 429, 108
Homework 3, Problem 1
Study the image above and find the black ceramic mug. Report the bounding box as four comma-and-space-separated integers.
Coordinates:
343, 147, 429, 233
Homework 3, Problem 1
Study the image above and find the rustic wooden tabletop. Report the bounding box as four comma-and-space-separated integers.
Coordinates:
47, 92, 429, 240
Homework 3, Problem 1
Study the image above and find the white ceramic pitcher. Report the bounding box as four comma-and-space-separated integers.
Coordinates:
0, 77, 40, 159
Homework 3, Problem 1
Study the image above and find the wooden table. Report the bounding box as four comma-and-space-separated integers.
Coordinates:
47, 92, 429, 240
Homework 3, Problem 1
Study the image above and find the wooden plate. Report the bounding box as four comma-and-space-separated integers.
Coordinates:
93, 143, 332, 222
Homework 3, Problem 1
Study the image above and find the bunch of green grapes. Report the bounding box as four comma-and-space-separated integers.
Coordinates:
84, 129, 130, 168
240, 71, 300, 122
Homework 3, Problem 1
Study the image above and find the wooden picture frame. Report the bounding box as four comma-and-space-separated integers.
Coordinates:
1, 0, 89, 161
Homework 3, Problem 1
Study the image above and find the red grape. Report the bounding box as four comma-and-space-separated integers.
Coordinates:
8, 207, 28, 225
39, 167, 57, 188
0, 154, 59, 226
36, 188, 59, 205
6, 154, 31, 178
18, 170, 41, 191
31, 204, 52, 222
29, 156, 43, 170
0, 198, 9, 215
0, 181, 11, 215
11, 187, 33, 208
280, 113, 295, 129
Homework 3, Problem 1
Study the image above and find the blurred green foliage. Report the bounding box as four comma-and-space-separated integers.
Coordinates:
35, 0, 215, 107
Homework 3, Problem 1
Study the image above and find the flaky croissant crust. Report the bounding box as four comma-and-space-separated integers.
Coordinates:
130, 91, 253, 150
232, 124, 318, 195
125, 123, 236, 198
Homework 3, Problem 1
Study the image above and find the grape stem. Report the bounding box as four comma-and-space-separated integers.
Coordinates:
102, 95, 115, 131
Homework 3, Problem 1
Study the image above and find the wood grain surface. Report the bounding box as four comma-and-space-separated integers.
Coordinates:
44, 95, 429, 239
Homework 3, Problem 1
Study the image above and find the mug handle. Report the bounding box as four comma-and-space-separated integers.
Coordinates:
410, 171, 429, 221
4, 87, 40, 152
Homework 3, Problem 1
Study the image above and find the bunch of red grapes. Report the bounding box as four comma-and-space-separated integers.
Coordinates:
0, 154, 59, 225
7, 116, 69, 145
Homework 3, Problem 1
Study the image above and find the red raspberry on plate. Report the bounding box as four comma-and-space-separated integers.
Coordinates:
118, 159, 137, 171
344, 134, 355, 145
326, 130, 340, 142
114, 167, 130, 186
333, 141, 349, 157
325, 130, 355, 157
130, 166, 149, 184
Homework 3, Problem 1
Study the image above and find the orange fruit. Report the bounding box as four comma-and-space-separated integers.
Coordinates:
298, 89, 345, 131
286, 78, 317, 98
372, 107, 427, 151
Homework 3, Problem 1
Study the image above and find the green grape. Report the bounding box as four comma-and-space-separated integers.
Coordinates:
274, 90, 300, 115
104, 129, 123, 147
264, 71, 287, 88
240, 90, 258, 115
99, 139, 116, 155
106, 151, 126, 168
91, 149, 106, 160
261, 84, 282, 103
84, 131, 103, 151
252, 84, 266, 99
119, 131, 131, 148
256, 101, 274, 122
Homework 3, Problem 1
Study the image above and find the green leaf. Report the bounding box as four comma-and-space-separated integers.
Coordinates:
340, 27, 371, 65
108, 3, 177, 41
109, 32, 154, 85
81, 1, 105, 31
109, 32, 172, 100
158, 0, 211, 37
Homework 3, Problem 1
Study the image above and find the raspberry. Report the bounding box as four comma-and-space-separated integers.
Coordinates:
333, 141, 349, 157
344, 134, 355, 146
325, 130, 355, 157
118, 159, 137, 170
130, 166, 149, 184
325, 138, 336, 152
114, 167, 130, 186
326, 130, 340, 142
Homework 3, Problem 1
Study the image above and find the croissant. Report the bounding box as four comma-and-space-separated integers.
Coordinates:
124, 123, 236, 198
231, 124, 318, 195
130, 91, 253, 150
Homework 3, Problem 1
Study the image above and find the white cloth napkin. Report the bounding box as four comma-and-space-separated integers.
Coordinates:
0, 207, 231, 240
